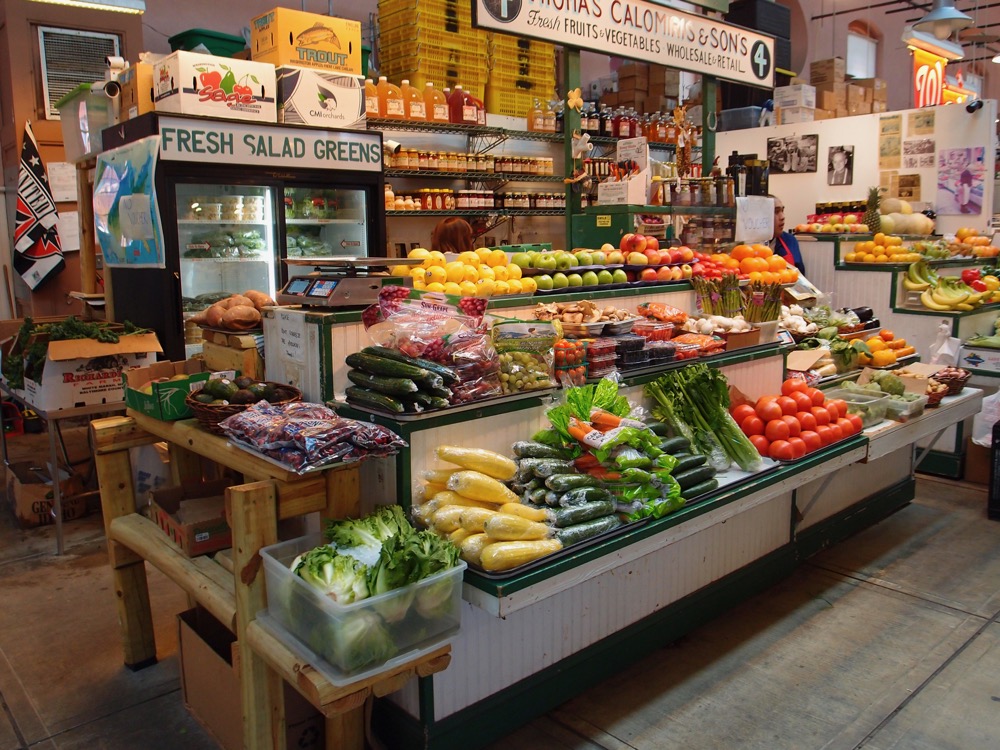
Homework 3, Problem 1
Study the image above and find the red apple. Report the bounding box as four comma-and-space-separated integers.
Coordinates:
679, 246, 694, 262
669, 266, 683, 281
640, 268, 658, 282
668, 248, 684, 264
645, 236, 660, 252
619, 233, 635, 253
644, 248, 662, 265
656, 266, 673, 282
622, 233, 648, 254
625, 271, 637, 282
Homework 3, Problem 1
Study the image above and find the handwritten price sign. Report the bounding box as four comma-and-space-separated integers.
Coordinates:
735, 196, 774, 244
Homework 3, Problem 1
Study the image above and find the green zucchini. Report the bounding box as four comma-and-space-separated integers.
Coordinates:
531, 459, 577, 478
345, 352, 438, 386
409, 391, 450, 409
422, 383, 453, 399
361, 346, 459, 384
527, 487, 549, 505
511, 440, 572, 459
555, 515, 621, 546
558, 486, 613, 506
347, 369, 418, 396
674, 466, 716, 490
647, 421, 672, 437
345, 386, 405, 414
544, 491, 563, 507
400, 400, 424, 413
659, 436, 691, 454
549, 500, 615, 528
683, 478, 720, 499
672, 454, 708, 473
545, 473, 600, 492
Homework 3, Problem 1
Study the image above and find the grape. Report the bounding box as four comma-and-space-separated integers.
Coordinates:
361, 304, 382, 329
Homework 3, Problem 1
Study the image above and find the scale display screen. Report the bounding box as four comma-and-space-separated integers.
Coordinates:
308, 279, 339, 297
286, 278, 311, 295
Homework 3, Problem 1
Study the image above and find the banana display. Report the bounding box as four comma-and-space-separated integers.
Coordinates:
903, 261, 999, 311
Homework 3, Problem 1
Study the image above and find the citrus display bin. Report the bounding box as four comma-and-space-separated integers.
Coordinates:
55, 83, 114, 163
823, 388, 890, 427
260, 533, 465, 678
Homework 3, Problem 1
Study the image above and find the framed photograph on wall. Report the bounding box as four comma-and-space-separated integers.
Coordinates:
767, 134, 819, 174
827, 146, 854, 185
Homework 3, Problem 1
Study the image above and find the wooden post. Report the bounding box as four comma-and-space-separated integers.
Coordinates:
168, 442, 203, 485
229, 480, 285, 750
77, 159, 97, 294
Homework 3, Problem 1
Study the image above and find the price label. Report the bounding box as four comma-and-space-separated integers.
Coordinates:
735, 196, 774, 244
596, 215, 611, 227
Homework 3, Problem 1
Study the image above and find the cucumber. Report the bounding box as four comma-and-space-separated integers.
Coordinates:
544, 491, 563, 507
545, 473, 600, 492
674, 466, 716, 490
423, 383, 453, 399
401, 400, 425, 413
409, 391, 450, 409
531, 459, 577, 478
673, 454, 708, 473
346, 369, 418, 396
555, 515, 621, 546
558, 486, 613, 507
659, 436, 691, 454
345, 352, 443, 390
361, 346, 459, 384
527, 487, 549, 505
511, 441, 572, 459
647, 421, 672, 437
683, 478, 720, 499
549, 500, 615, 528
345, 386, 405, 414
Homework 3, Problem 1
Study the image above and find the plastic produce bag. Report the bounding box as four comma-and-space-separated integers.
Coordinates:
972, 390, 1000, 447
491, 320, 557, 395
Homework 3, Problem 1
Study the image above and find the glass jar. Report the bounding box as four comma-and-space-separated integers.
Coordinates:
418, 151, 429, 170
457, 153, 467, 173
428, 151, 439, 171
457, 190, 471, 210
393, 196, 405, 211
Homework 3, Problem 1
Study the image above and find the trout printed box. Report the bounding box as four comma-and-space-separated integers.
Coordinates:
251, 8, 362, 75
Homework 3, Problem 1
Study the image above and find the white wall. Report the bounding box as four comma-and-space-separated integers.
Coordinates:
716, 102, 999, 237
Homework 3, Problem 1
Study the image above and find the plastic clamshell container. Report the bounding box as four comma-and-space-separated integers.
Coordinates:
613, 334, 646, 353
55, 83, 114, 163
645, 341, 676, 361
559, 321, 605, 338
261, 533, 465, 679
617, 349, 650, 367
582, 337, 616, 357
885, 395, 928, 423
602, 318, 638, 336
632, 320, 673, 341
824, 388, 890, 427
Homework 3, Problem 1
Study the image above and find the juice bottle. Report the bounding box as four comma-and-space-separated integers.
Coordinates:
467, 89, 487, 125
449, 85, 471, 124
365, 78, 380, 118
600, 105, 613, 137
377, 76, 405, 120
611, 108, 625, 138
527, 98, 544, 132
400, 79, 426, 121
424, 82, 449, 123
656, 113, 668, 143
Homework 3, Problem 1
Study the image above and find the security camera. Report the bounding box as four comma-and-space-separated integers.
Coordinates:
383, 140, 402, 155
966, 99, 984, 114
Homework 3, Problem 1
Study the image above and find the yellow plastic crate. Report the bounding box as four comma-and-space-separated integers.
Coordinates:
485, 86, 536, 118
379, 5, 473, 34
486, 71, 555, 97
381, 39, 480, 74
379, 0, 472, 20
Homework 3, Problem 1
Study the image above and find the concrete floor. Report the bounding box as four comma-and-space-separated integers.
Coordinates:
1, 425, 999, 749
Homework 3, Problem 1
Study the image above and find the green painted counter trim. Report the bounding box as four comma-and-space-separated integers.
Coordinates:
582, 204, 735, 216
610, 342, 784, 388
373, 544, 801, 750
337, 393, 551, 434
794, 477, 915, 560
486, 281, 693, 309
463, 434, 867, 598
917, 449, 964, 478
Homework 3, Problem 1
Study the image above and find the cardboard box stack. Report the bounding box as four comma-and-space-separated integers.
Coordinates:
600, 63, 680, 113
774, 83, 815, 125
804, 58, 886, 120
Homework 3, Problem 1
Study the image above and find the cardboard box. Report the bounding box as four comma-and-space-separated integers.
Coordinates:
123, 359, 210, 421
810, 57, 846, 85
774, 84, 816, 110
151, 479, 232, 557
847, 100, 873, 116
853, 77, 888, 101
959, 344, 1000, 372
251, 7, 361, 75
21, 332, 161, 412
790, 76, 810, 86
597, 172, 650, 205
202, 339, 264, 381
117, 62, 154, 120
965, 438, 991, 485
777, 106, 815, 124
6, 461, 86, 529
154, 50, 277, 123
275, 66, 365, 128
846, 84, 866, 107
179, 608, 323, 750
816, 82, 846, 112
814, 107, 836, 120
872, 100, 888, 113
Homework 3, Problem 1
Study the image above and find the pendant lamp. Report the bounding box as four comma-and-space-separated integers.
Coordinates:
914, 0, 974, 40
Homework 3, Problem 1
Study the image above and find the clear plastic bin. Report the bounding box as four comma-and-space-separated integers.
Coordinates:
719, 106, 763, 131
55, 83, 114, 163
885, 395, 928, 423
824, 388, 890, 428
261, 533, 465, 679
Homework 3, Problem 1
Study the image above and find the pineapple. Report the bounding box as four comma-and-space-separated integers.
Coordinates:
863, 186, 882, 233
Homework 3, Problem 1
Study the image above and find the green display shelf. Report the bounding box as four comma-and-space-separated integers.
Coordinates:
384, 170, 565, 183
583, 204, 735, 216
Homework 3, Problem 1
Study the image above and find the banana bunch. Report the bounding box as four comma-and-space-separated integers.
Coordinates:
902, 260, 938, 292
919, 276, 989, 312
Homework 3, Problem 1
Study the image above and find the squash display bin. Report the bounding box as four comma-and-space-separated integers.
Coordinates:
168, 28, 248, 57
55, 83, 115, 163
260, 533, 465, 680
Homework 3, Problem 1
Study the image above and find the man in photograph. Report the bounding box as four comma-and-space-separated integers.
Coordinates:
829, 148, 852, 185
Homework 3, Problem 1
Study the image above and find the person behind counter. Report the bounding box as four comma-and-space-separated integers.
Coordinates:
431, 217, 474, 254
768, 196, 806, 276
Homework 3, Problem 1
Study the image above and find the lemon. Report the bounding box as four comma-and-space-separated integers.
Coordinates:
462, 264, 479, 283
408, 247, 430, 260
410, 267, 428, 281
389, 264, 411, 276
459, 280, 478, 296
445, 261, 466, 284
506, 263, 522, 280
443, 281, 462, 295
507, 278, 523, 294
426, 266, 447, 285
487, 248, 508, 267
520, 276, 537, 293
423, 251, 447, 269
493, 265, 508, 282
477, 265, 496, 282
475, 247, 492, 263
476, 278, 495, 297
458, 250, 480, 266
425, 282, 446, 293
493, 280, 511, 295
412, 277, 426, 290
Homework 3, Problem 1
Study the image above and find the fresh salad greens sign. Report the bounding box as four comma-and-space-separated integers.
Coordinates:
473, 0, 772, 88
156, 116, 382, 171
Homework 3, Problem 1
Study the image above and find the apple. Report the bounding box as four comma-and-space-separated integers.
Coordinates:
644, 248, 662, 265
536, 253, 557, 270
622, 233, 648, 254
575, 251, 593, 266
597, 269, 613, 285
828, 214, 843, 224
607, 250, 625, 264
625, 271, 637, 282
535, 273, 554, 291
567, 273, 584, 287
600, 242, 616, 254
679, 246, 694, 262
611, 269, 628, 284
681, 263, 693, 279
655, 266, 673, 282
794, 224, 810, 233
669, 248, 684, 264
552, 272, 569, 289
555, 253, 574, 271
645, 236, 660, 252
843, 214, 858, 225
582, 271, 599, 286
619, 233, 635, 252
627, 251, 649, 265
809, 223, 824, 233
670, 266, 683, 281
511, 252, 533, 269
591, 250, 607, 265
857, 224, 869, 232
640, 268, 658, 282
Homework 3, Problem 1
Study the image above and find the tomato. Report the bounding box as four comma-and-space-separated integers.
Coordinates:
757, 400, 783, 422
815, 424, 833, 446
811, 406, 831, 426
741, 415, 765, 436
807, 388, 825, 406
836, 417, 856, 437
825, 404, 841, 423
828, 423, 844, 441
791, 391, 814, 412
755, 395, 777, 411
780, 414, 802, 437
846, 414, 864, 434
749, 434, 770, 456
781, 378, 808, 396
787, 437, 807, 459
880, 329, 894, 342
768, 439, 794, 461
796, 411, 817, 432
830, 400, 849, 420
765, 419, 790, 442
776, 396, 798, 416
800, 430, 822, 453
731, 404, 756, 424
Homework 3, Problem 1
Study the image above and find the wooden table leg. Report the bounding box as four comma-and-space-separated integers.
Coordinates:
168, 442, 203, 485
93, 443, 157, 669
230, 480, 285, 750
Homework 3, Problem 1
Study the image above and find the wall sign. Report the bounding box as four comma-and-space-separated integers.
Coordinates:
735, 196, 773, 244
912, 49, 946, 108
472, 0, 774, 88
156, 116, 383, 171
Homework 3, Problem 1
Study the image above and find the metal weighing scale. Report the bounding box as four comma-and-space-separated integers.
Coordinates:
278, 257, 425, 307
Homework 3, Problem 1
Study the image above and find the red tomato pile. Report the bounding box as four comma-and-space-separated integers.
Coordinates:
730, 379, 863, 462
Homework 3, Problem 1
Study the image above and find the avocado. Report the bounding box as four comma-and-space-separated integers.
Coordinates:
261, 384, 277, 402
210, 399, 230, 405
230, 388, 256, 405
216, 381, 239, 400
194, 393, 215, 404
235, 376, 254, 389
247, 383, 268, 400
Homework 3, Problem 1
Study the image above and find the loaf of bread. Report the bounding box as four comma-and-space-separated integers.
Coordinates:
222, 305, 262, 330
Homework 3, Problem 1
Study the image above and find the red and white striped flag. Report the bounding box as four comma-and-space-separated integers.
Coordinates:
13, 122, 65, 290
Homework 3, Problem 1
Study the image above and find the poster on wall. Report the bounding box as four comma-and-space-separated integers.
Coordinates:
898, 175, 921, 201
879, 135, 901, 170
880, 171, 897, 196
937, 147, 986, 215
827, 146, 853, 185
767, 134, 819, 174
907, 111, 935, 135
902, 139, 936, 169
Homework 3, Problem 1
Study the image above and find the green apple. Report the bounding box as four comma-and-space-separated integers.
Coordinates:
536, 253, 557, 271
555, 252, 574, 271
535, 273, 554, 290
575, 251, 593, 266
611, 269, 628, 284
597, 269, 613, 285
552, 272, 570, 289
591, 251, 607, 265
567, 273, 583, 287
511, 252, 533, 269
582, 271, 599, 286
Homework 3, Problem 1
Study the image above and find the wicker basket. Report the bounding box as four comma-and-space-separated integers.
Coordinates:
932, 369, 971, 396
925, 381, 949, 408
185, 382, 302, 435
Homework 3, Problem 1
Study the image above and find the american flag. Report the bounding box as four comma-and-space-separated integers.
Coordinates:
13, 122, 65, 290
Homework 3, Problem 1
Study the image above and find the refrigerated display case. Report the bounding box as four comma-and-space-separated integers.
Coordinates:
100, 113, 384, 360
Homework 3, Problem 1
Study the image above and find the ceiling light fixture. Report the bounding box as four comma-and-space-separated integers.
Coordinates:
28, 0, 144, 13
914, 0, 974, 40
903, 26, 966, 60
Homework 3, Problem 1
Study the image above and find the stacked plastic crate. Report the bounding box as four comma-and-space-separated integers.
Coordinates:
377, 0, 489, 100
485, 33, 557, 118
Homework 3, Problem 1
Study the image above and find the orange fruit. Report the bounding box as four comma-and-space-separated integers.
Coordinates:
879, 330, 894, 342
748, 271, 763, 283
731, 244, 754, 261
760, 271, 777, 284
752, 244, 773, 258
767, 255, 787, 271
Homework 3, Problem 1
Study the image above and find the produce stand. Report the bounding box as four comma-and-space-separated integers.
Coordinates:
89, 411, 452, 750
